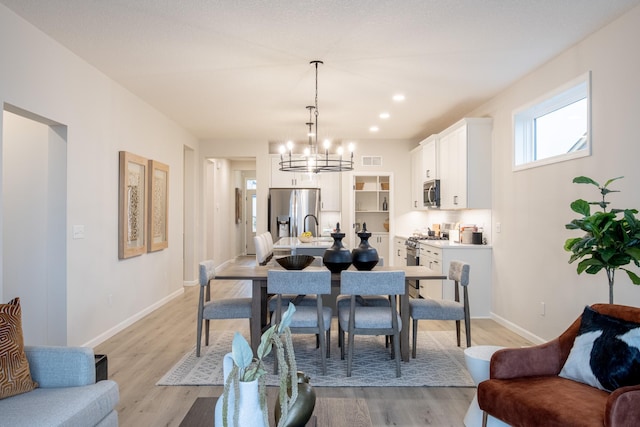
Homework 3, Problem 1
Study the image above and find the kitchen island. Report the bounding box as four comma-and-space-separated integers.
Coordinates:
274, 236, 335, 256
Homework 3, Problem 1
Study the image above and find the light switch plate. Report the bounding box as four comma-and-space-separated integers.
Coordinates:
73, 225, 85, 239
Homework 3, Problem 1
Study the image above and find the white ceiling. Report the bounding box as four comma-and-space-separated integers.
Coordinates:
2, 0, 639, 143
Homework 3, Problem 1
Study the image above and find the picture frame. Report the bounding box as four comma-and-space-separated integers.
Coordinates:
235, 188, 242, 224
148, 160, 169, 252
118, 151, 148, 259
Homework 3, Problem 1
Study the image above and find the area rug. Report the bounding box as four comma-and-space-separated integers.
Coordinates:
157, 331, 474, 387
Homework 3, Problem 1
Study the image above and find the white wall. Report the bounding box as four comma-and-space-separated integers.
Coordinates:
465, 4, 640, 341
0, 5, 198, 346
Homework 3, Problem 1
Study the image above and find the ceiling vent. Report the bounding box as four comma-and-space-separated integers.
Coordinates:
361, 156, 382, 166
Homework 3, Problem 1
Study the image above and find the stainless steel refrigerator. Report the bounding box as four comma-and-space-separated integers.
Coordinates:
268, 188, 320, 241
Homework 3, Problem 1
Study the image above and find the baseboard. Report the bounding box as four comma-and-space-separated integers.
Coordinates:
183, 280, 198, 287
83, 287, 185, 348
490, 312, 546, 345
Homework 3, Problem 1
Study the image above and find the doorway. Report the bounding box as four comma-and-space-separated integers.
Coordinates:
245, 177, 257, 255
2, 104, 67, 345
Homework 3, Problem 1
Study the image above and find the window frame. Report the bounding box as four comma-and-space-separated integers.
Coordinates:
512, 71, 592, 171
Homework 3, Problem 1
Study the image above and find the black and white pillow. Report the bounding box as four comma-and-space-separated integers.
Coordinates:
559, 306, 640, 391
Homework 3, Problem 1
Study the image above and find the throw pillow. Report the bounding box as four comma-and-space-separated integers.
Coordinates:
0, 297, 38, 399
559, 305, 640, 391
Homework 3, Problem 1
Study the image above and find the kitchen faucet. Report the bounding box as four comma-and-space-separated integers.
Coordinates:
303, 214, 319, 233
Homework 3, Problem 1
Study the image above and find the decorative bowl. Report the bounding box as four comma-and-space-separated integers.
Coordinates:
276, 255, 316, 270
298, 235, 314, 243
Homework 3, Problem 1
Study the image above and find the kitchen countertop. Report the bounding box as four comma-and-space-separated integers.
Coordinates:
274, 236, 334, 249
419, 240, 492, 249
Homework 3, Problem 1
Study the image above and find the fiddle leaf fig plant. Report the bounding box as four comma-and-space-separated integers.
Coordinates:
564, 176, 640, 303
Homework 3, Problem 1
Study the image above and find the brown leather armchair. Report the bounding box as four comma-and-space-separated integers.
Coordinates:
478, 304, 640, 427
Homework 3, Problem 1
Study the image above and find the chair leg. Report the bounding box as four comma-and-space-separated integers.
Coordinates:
326, 329, 331, 358
389, 335, 395, 359
196, 319, 203, 357
318, 328, 327, 375
482, 411, 488, 427
412, 319, 418, 359
340, 329, 345, 360
347, 331, 355, 377
465, 318, 471, 347
393, 332, 401, 378
455, 320, 461, 347
205, 319, 210, 346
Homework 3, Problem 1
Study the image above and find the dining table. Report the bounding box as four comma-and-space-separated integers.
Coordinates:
215, 263, 446, 363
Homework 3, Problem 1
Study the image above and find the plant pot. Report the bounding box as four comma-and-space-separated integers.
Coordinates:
274, 372, 316, 427
214, 353, 267, 427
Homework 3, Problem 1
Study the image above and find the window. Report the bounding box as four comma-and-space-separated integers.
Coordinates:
513, 72, 591, 170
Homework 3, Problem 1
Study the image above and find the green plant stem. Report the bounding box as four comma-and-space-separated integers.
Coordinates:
607, 268, 615, 304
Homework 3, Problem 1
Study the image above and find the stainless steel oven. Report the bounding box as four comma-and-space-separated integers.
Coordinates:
405, 239, 420, 298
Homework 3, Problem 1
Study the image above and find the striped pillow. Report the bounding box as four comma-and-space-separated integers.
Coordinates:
0, 297, 38, 399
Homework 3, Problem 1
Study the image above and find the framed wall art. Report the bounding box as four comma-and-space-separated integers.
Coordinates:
148, 160, 169, 252
235, 188, 241, 224
118, 151, 148, 259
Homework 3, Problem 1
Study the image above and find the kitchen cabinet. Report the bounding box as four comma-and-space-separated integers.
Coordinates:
421, 135, 438, 180
438, 118, 492, 210
418, 244, 443, 299
369, 232, 389, 265
410, 146, 423, 210
393, 236, 406, 267
352, 173, 392, 262
418, 241, 492, 317
270, 156, 319, 188
318, 170, 340, 211
410, 135, 438, 210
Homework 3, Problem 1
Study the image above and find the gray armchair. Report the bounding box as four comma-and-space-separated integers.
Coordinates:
0, 346, 119, 427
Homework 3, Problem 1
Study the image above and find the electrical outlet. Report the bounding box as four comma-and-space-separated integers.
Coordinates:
496, 222, 501, 233
540, 302, 546, 316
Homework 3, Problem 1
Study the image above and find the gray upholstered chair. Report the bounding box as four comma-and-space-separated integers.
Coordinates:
197, 260, 252, 357
268, 269, 332, 375
338, 270, 405, 377
336, 257, 390, 349
409, 260, 471, 358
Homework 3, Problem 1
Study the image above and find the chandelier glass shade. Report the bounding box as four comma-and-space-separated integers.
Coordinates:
279, 60, 354, 173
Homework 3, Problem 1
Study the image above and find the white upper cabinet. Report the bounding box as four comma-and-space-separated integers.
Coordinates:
410, 134, 439, 210
318, 171, 340, 211
421, 135, 438, 181
438, 118, 492, 210
410, 146, 423, 210
270, 156, 319, 188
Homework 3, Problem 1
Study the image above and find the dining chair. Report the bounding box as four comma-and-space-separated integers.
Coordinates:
336, 257, 390, 349
409, 260, 471, 358
338, 270, 405, 377
268, 269, 332, 375
196, 260, 252, 357
254, 234, 270, 265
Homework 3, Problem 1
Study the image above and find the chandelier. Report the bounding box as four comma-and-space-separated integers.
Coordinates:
279, 60, 354, 173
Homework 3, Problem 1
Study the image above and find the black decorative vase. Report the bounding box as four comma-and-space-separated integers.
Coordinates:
322, 223, 352, 273
351, 223, 379, 271
274, 372, 317, 427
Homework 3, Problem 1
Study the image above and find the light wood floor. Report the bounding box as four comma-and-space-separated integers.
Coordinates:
95, 259, 532, 427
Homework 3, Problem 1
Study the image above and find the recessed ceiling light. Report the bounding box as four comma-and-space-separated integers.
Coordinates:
379, 112, 390, 119
369, 126, 379, 132
392, 94, 405, 102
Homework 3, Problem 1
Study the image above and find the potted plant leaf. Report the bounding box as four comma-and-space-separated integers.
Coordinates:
214, 302, 313, 427
564, 176, 640, 303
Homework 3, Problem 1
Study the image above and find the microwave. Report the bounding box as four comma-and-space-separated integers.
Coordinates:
423, 179, 440, 208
